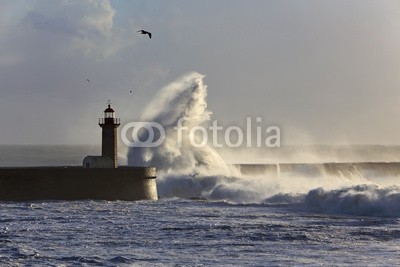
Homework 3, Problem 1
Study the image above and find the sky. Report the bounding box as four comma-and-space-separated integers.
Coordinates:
1, 0, 400, 145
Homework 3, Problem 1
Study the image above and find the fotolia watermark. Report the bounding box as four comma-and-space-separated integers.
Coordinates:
174, 117, 280, 148
121, 122, 165, 147
121, 117, 280, 148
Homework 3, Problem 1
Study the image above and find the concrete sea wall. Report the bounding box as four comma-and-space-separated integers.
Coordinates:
236, 162, 400, 177
0, 166, 157, 201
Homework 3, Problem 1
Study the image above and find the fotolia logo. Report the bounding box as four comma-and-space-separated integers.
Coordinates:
121, 117, 280, 148
174, 117, 280, 148
121, 122, 165, 147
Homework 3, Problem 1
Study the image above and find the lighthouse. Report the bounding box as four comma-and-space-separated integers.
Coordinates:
83, 102, 121, 168
0, 101, 157, 201
99, 101, 121, 168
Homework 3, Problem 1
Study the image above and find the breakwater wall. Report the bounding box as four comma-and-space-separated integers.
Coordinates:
0, 166, 157, 201
236, 162, 400, 177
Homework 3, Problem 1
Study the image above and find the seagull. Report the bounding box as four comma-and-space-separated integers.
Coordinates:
137, 30, 152, 39
86, 79, 90, 83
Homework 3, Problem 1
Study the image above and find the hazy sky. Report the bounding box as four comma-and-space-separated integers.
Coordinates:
1, 0, 400, 145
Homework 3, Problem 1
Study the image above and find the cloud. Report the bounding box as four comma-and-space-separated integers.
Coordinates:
10, 0, 134, 60
0, 0, 140, 144
1, 1, 400, 145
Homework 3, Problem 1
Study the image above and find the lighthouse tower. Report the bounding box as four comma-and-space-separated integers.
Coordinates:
99, 101, 120, 168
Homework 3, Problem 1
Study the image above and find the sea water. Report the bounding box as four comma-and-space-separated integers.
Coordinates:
1, 73, 400, 265
0, 145, 399, 266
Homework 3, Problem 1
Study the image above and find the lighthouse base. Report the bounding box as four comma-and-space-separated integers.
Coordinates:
0, 166, 157, 201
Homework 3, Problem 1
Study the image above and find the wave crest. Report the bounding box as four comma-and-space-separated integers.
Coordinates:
305, 185, 400, 217
128, 72, 400, 217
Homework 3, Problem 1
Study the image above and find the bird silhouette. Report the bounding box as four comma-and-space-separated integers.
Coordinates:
130, 90, 133, 93
86, 79, 90, 83
137, 30, 152, 39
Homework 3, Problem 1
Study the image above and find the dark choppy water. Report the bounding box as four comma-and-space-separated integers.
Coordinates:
0, 199, 399, 266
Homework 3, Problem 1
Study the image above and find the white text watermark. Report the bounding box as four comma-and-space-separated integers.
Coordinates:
121, 117, 280, 148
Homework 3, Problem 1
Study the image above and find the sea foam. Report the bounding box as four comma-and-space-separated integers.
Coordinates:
128, 72, 400, 216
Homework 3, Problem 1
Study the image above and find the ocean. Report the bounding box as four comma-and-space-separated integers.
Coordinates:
2, 74, 400, 266
0, 145, 399, 266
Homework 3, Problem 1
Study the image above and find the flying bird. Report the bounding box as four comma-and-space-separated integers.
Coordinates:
86, 79, 90, 83
137, 30, 152, 39
130, 90, 133, 93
